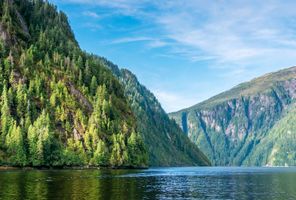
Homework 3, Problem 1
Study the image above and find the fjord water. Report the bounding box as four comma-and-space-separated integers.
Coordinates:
0, 167, 296, 200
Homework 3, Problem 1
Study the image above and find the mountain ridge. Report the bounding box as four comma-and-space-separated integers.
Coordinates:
172, 66, 296, 113
170, 66, 296, 166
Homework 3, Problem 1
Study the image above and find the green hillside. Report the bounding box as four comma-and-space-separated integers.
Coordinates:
118, 69, 210, 166
170, 67, 296, 166
0, 0, 147, 168
0, 0, 210, 168
98, 59, 211, 166
246, 106, 296, 166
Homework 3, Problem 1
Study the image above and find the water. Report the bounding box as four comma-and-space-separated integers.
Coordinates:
0, 167, 296, 200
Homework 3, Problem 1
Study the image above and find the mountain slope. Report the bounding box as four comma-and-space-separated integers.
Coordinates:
246, 106, 296, 166
0, 0, 147, 168
170, 67, 296, 166
99, 58, 211, 166
0, 0, 210, 167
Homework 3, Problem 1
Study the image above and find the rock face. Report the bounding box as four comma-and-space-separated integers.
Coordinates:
0, 23, 10, 44
170, 67, 296, 166
0, 0, 30, 47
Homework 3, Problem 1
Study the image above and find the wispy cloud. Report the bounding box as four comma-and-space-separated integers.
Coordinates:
51, 0, 296, 111
83, 11, 100, 19
55, 0, 155, 16
82, 22, 102, 31
110, 37, 152, 44
155, 1, 296, 66
109, 36, 168, 49
153, 90, 198, 112
56, 0, 296, 64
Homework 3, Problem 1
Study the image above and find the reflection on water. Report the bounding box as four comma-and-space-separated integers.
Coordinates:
0, 167, 296, 200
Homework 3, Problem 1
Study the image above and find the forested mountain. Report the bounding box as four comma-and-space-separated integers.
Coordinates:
0, 0, 147, 168
248, 106, 296, 166
0, 0, 210, 167
100, 59, 210, 166
170, 67, 296, 166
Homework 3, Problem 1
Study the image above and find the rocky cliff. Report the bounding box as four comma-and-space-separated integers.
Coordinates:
170, 67, 296, 166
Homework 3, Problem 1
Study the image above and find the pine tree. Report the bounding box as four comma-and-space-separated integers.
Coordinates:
110, 135, 121, 167
1, 85, 11, 145
16, 83, 27, 120
3, 58, 12, 80
91, 140, 109, 166
84, 60, 91, 85
78, 69, 83, 85
90, 76, 98, 96
28, 110, 54, 166
2, 0, 13, 34
5, 121, 27, 166
63, 138, 87, 166
128, 131, 147, 167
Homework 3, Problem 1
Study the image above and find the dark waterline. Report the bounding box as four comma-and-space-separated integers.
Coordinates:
0, 167, 295, 200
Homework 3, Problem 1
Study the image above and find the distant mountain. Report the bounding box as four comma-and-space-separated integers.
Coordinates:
170, 67, 296, 166
100, 58, 211, 166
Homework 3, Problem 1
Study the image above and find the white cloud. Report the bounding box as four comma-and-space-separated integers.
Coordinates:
55, 0, 155, 16
110, 37, 152, 44
153, 90, 198, 112
147, 40, 167, 48
69, 0, 296, 68
83, 11, 100, 18
82, 22, 102, 31
51, 0, 296, 110
109, 37, 168, 49
55, 0, 296, 65
155, 1, 296, 65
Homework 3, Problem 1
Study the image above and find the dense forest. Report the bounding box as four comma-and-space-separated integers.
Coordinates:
0, 0, 147, 168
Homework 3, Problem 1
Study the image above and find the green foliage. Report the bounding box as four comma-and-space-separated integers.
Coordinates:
5, 121, 27, 166
0, 0, 147, 168
127, 131, 148, 167
103, 65, 211, 166
91, 140, 109, 166
0, 85, 11, 145
246, 106, 296, 166
63, 138, 87, 166
27, 110, 55, 166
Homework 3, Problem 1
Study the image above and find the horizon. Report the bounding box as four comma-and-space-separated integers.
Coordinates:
50, 0, 296, 112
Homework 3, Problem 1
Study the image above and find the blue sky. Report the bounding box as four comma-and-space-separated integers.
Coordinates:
50, 0, 296, 112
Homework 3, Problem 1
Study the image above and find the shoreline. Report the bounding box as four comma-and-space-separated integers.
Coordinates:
0, 166, 149, 171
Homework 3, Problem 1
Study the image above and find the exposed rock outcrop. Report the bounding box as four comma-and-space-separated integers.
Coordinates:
170, 67, 296, 166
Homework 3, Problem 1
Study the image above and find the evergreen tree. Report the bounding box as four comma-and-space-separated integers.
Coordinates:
1, 85, 11, 145
0, 0, 148, 168
63, 138, 87, 166
91, 140, 109, 166
28, 110, 54, 166
2, 0, 13, 33
5, 121, 27, 166
16, 83, 27, 120
128, 131, 148, 167
90, 76, 97, 96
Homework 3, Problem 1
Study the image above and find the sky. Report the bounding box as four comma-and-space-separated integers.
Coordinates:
49, 0, 296, 112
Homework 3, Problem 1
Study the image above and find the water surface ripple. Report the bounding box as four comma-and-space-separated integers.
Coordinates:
0, 167, 295, 200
